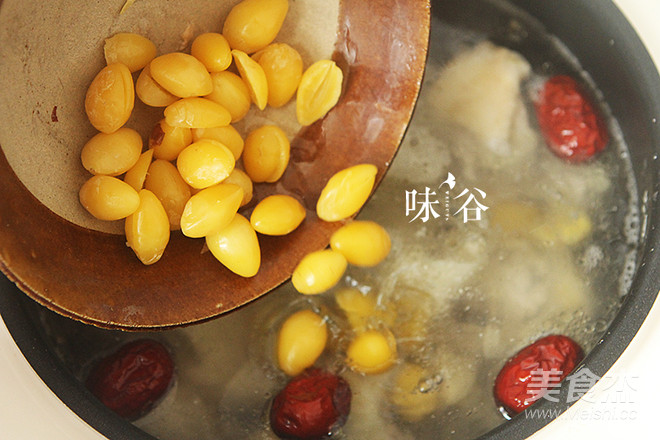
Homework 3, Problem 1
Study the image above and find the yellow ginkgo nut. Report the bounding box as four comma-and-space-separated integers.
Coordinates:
292, 249, 347, 295
277, 309, 327, 376
316, 164, 378, 222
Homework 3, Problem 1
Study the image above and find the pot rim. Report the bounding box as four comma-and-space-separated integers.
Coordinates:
1, 0, 660, 439
478, 0, 660, 437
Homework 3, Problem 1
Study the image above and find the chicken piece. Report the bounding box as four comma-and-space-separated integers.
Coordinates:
428, 41, 536, 163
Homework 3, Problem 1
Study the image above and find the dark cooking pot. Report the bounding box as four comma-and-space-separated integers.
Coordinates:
1, 0, 659, 439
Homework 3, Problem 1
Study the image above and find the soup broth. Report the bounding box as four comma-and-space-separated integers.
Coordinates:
35, 1, 640, 439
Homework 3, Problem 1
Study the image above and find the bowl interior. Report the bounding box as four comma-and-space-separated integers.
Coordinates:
0, 0, 429, 329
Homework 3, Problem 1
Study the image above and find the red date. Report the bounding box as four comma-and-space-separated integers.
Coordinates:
85, 339, 174, 420
494, 334, 583, 417
270, 368, 352, 440
534, 75, 608, 162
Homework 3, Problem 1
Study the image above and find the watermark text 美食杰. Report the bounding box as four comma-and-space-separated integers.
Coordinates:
522, 367, 639, 422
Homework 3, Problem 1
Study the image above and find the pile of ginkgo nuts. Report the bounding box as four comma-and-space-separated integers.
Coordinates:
78, 0, 391, 295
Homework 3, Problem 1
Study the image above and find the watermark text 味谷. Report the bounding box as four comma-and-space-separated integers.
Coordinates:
405, 172, 489, 223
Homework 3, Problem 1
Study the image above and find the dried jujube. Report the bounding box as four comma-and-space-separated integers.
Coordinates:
270, 368, 352, 440
86, 339, 175, 420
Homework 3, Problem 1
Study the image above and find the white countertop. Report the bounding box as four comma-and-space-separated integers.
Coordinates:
1, 0, 659, 439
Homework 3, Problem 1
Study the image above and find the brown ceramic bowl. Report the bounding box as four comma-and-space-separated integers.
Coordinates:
0, 0, 430, 329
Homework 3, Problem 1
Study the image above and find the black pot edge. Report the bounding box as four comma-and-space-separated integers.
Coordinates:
0, 277, 157, 440
0, 0, 659, 439
477, 0, 660, 437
